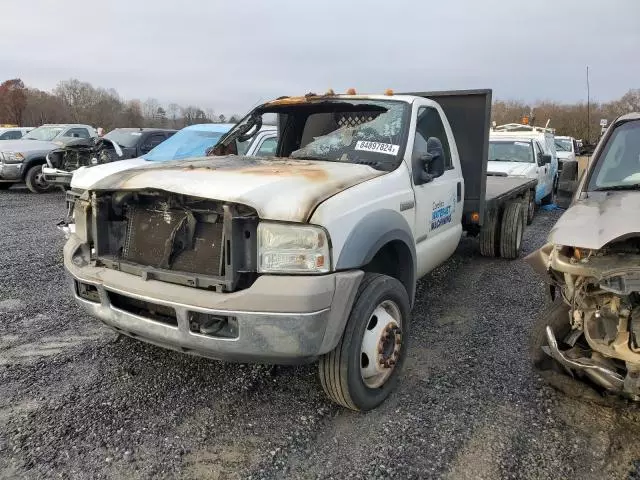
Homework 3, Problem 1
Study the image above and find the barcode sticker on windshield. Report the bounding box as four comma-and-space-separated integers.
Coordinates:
355, 141, 399, 156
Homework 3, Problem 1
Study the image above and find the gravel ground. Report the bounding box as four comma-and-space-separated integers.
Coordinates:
2, 185, 640, 480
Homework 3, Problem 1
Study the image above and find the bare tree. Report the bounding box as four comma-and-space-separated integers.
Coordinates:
167, 103, 181, 128
0, 78, 28, 125
143, 98, 160, 120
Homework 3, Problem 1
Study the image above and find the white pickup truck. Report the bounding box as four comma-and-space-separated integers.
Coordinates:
62, 89, 535, 410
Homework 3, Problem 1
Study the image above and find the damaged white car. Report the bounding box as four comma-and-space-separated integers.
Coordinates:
527, 112, 640, 400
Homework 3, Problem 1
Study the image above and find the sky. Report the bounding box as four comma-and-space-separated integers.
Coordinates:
1, 0, 639, 116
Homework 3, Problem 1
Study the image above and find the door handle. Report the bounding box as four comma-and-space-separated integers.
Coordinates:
456, 181, 461, 202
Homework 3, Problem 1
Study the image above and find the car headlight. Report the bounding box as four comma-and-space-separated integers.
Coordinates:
257, 222, 331, 274
1, 151, 25, 164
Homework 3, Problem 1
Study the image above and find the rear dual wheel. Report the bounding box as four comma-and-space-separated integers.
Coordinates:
319, 273, 410, 411
479, 201, 524, 259
500, 202, 524, 259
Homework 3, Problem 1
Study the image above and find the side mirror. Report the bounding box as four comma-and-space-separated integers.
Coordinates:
540, 153, 552, 165
556, 160, 579, 208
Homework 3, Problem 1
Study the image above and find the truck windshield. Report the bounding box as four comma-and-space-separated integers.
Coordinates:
288, 100, 409, 171
555, 138, 572, 152
23, 126, 64, 141
104, 130, 144, 148
143, 129, 226, 161
588, 119, 640, 191
488, 140, 534, 163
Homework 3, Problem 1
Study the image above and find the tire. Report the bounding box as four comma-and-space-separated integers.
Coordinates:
526, 191, 535, 225
529, 297, 572, 371
499, 201, 524, 259
318, 273, 410, 411
25, 164, 53, 194
479, 208, 501, 257
0, 183, 13, 190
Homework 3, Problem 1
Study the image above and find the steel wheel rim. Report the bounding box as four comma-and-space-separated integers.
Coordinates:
34, 168, 48, 189
360, 300, 403, 388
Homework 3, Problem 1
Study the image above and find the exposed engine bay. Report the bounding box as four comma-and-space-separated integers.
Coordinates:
528, 238, 640, 399
74, 190, 259, 292
47, 137, 124, 172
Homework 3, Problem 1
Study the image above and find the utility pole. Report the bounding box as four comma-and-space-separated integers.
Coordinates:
586, 65, 590, 143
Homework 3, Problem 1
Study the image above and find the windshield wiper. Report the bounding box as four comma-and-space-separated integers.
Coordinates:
289, 155, 325, 161
594, 183, 640, 191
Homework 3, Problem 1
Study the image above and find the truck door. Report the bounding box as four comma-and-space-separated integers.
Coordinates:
410, 102, 464, 278
533, 141, 549, 202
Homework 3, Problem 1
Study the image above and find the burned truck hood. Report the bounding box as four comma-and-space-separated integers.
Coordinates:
548, 191, 640, 249
80, 155, 387, 222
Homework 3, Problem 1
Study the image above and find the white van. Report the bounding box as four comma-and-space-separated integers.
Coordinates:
488, 124, 558, 221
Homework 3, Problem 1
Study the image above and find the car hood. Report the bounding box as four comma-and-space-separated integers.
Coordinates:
557, 152, 574, 160
0, 139, 58, 153
487, 161, 535, 177
548, 191, 640, 249
71, 157, 148, 188
73, 155, 387, 222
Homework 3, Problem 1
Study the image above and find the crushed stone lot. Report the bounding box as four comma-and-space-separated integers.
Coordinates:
3, 185, 640, 480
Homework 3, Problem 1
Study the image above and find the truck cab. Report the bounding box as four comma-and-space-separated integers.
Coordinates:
490, 123, 558, 204
488, 132, 553, 223
62, 89, 529, 411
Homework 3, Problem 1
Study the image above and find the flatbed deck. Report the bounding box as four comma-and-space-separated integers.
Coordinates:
485, 175, 537, 205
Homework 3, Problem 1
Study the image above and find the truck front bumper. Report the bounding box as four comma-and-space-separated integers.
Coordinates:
64, 235, 363, 364
0, 162, 22, 181
42, 166, 72, 187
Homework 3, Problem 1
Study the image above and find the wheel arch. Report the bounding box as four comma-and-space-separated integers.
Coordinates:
22, 156, 46, 180
335, 210, 417, 305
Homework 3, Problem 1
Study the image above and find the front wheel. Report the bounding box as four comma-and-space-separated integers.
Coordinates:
529, 298, 572, 371
318, 273, 410, 411
25, 165, 53, 194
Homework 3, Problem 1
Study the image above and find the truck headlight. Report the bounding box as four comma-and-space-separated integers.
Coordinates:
1, 151, 25, 164
257, 222, 331, 274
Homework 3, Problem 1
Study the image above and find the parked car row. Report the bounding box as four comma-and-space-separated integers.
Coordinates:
487, 123, 584, 222
0, 122, 278, 193
0, 125, 34, 140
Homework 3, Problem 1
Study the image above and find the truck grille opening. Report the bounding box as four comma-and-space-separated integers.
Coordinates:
122, 205, 224, 275
108, 291, 178, 327
92, 191, 259, 292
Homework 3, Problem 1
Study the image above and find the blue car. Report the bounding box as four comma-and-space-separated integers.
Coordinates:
70, 123, 278, 191
142, 123, 237, 161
